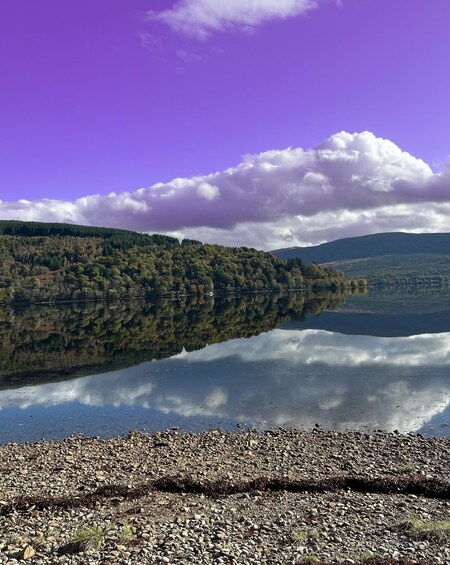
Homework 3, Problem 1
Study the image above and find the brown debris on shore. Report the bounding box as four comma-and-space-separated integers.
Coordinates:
0, 428, 449, 564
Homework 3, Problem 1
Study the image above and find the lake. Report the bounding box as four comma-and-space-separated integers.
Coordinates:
1, 290, 449, 443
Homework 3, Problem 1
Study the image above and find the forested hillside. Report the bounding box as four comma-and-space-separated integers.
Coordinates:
0, 221, 364, 303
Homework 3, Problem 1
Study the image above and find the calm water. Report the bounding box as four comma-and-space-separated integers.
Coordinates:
1, 290, 449, 443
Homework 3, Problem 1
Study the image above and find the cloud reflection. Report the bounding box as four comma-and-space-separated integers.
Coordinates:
180, 329, 450, 366
1, 329, 449, 435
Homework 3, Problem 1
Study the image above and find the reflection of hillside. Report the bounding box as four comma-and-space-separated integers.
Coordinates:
282, 309, 450, 337
280, 288, 450, 337
0, 292, 347, 387
340, 287, 450, 315
1, 328, 449, 437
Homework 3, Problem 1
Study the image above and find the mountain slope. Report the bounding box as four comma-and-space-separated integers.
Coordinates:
271, 233, 450, 286
271, 232, 450, 263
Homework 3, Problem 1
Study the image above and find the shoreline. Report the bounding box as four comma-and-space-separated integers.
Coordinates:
0, 429, 449, 564
0, 286, 351, 308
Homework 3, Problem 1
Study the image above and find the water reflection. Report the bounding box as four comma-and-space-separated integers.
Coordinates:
0, 292, 344, 386
0, 291, 449, 442
1, 330, 449, 441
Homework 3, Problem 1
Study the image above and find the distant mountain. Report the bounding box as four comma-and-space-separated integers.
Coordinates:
271, 232, 450, 286
271, 232, 450, 263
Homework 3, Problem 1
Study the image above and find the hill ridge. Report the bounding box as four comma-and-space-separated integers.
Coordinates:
271, 232, 450, 263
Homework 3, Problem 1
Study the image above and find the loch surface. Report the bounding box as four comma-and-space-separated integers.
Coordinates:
1, 290, 449, 443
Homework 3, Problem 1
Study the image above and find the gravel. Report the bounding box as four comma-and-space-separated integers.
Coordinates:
0, 428, 449, 564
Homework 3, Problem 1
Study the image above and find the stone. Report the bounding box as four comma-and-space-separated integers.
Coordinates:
11, 546, 36, 560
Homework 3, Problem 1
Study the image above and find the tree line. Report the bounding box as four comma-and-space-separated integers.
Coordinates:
0, 221, 367, 304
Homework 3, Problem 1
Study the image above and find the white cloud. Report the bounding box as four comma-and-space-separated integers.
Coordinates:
1, 131, 449, 249
176, 202, 450, 249
148, 0, 318, 38
196, 181, 220, 200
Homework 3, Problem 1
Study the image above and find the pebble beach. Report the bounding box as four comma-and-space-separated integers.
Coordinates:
0, 429, 449, 564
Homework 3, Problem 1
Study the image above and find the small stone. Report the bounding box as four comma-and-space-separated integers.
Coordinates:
24, 546, 36, 560
13, 546, 35, 560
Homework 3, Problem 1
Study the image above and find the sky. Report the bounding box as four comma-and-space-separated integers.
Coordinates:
1, 0, 450, 249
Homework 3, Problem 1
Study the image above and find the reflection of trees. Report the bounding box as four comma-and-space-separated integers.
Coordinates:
0, 292, 347, 386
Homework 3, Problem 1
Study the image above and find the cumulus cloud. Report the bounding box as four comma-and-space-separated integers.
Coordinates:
178, 202, 450, 249
148, 0, 318, 39
196, 181, 220, 200
1, 131, 450, 249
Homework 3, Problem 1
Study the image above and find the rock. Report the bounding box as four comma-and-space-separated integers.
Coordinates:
9, 546, 35, 560
22, 546, 36, 560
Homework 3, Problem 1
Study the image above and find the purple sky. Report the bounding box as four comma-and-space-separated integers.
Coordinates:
1, 0, 450, 248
